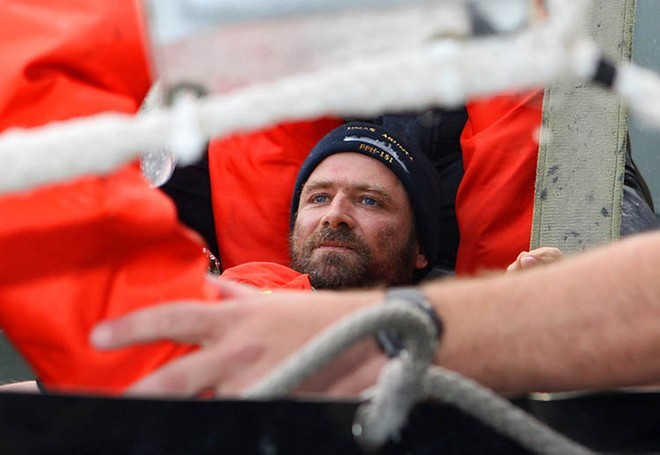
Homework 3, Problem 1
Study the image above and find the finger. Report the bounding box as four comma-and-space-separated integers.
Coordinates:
506, 251, 528, 272
525, 247, 563, 266
532, 246, 562, 256
514, 248, 563, 270
537, 247, 563, 262
90, 302, 224, 349
206, 277, 260, 298
126, 342, 263, 398
126, 348, 224, 398
520, 253, 537, 268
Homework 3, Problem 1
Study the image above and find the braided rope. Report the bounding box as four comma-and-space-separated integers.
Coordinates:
422, 368, 593, 454
245, 303, 437, 398
4, 0, 660, 195
246, 302, 594, 454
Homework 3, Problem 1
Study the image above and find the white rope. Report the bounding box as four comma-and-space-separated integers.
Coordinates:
245, 303, 437, 398
245, 302, 594, 454
1, 0, 659, 195
422, 368, 593, 454
616, 63, 660, 129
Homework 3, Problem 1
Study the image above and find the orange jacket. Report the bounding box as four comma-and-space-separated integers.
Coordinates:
0, 0, 332, 393
209, 118, 343, 269
455, 90, 543, 274
220, 262, 312, 291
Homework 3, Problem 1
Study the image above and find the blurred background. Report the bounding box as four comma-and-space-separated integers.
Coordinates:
630, 0, 660, 215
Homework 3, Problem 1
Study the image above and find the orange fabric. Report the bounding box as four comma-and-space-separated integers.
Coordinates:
0, 166, 216, 394
209, 118, 343, 269
221, 262, 312, 291
0, 0, 151, 130
0, 1, 216, 394
455, 90, 543, 275
0, 0, 544, 391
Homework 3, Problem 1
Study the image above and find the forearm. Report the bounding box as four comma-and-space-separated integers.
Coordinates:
423, 231, 660, 395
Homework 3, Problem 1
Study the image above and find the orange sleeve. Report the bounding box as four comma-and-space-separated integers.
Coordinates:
0, 166, 216, 394
455, 90, 543, 275
0, 0, 151, 130
0, 1, 216, 394
220, 262, 312, 291
209, 118, 343, 269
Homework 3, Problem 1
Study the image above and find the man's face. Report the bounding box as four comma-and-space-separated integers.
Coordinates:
290, 152, 428, 289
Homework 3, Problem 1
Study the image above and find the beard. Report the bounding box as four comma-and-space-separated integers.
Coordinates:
289, 224, 419, 290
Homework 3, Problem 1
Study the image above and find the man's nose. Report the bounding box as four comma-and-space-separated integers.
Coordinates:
321, 195, 355, 229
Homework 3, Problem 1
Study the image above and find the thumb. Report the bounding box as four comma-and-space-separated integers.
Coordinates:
520, 254, 537, 268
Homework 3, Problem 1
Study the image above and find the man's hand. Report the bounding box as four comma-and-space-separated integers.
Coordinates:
506, 247, 563, 272
90, 281, 385, 398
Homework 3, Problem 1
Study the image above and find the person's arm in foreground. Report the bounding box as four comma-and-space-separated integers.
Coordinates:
91, 231, 660, 398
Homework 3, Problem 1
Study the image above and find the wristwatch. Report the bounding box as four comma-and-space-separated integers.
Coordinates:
375, 287, 443, 358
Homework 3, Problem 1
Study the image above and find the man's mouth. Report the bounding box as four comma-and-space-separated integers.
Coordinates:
314, 241, 355, 252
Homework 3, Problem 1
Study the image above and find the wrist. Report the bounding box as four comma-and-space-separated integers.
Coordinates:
375, 286, 443, 358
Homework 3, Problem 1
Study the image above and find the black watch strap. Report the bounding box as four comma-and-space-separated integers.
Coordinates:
375, 287, 443, 358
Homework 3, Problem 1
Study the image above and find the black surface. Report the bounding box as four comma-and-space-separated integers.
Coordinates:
1, 391, 660, 454
159, 151, 218, 257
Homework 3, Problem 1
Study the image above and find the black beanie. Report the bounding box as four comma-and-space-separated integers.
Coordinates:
290, 121, 440, 277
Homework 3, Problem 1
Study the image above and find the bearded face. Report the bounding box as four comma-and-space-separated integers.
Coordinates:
289, 223, 419, 289
289, 153, 428, 290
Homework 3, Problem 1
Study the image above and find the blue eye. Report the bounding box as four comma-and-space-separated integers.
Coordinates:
360, 196, 379, 207
312, 194, 330, 204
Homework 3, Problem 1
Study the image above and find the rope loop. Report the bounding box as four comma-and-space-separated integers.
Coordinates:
3, 0, 660, 194
246, 301, 595, 454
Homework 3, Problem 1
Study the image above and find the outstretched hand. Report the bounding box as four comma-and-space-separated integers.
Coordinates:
90, 280, 386, 398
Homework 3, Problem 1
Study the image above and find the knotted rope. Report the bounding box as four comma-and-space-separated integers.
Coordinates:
246, 301, 594, 454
